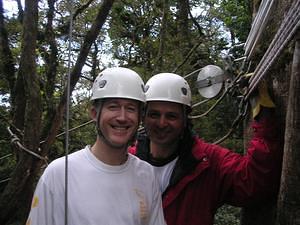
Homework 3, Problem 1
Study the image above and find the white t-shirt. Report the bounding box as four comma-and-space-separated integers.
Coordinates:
153, 158, 178, 193
26, 146, 166, 225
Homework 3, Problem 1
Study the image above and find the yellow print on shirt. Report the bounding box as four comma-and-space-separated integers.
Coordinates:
134, 188, 148, 222
32, 196, 39, 208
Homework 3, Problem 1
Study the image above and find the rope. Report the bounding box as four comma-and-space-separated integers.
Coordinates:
191, 98, 210, 108
213, 98, 249, 144
0, 153, 13, 161
189, 89, 227, 119
184, 68, 202, 79
0, 154, 13, 185
0, 112, 24, 136
0, 178, 11, 184
6, 127, 48, 164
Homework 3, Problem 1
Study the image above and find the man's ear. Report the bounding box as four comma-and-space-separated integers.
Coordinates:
90, 106, 98, 121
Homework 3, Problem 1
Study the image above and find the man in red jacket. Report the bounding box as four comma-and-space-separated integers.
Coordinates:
129, 72, 283, 225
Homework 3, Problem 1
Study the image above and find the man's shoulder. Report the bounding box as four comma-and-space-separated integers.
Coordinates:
128, 153, 152, 167
129, 154, 157, 175
46, 148, 86, 171
191, 136, 220, 158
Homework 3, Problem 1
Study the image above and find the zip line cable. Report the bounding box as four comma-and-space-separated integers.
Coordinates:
1, 1, 296, 150
39, 120, 94, 144
2, 0, 293, 163
65, 1, 74, 225
244, 0, 276, 58
189, 0, 300, 143
214, 0, 300, 143
23, 1, 298, 158
245, 0, 300, 99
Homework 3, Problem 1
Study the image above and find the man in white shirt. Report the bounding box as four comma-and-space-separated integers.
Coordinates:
26, 67, 166, 225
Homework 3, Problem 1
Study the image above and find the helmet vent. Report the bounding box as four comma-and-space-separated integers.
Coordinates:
181, 87, 187, 95
98, 80, 107, 88
144, 85, 149, 92
141, 84, 146, 93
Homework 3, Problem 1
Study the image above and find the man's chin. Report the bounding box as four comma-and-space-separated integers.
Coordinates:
103, 136, 131, 149
109, 141, 128, 149
152, 138, 171, 146
112, 134, 137, 147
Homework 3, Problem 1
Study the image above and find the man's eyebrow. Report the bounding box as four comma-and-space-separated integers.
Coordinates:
147, 109, 159, 112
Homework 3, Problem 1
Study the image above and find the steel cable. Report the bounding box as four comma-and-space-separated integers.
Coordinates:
64, 1, 74, 225
245, 0, 300, 99
245, 0, 276, 58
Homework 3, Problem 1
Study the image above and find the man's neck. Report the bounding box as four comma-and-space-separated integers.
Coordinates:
150, 141, 178, 159
91, 139, 128, 165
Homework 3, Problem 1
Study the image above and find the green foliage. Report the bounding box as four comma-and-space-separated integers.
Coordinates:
108, 0, 161, 71
211, 0, 252, 43
191, 92, 243, 151
107, 0, 251, 79
0, 0, 251, 178
0, 106, 16, 193
215, 204, 241, 225
0, 0, 253, 223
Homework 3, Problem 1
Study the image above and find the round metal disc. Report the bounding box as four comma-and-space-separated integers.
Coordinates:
197, 65, 224, 98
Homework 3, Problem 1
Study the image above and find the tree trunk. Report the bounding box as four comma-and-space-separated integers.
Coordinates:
276, 32, 300, 225
0, 0, 40, 224
155, 0, 169, 73
0, 0, 16, 93
177, 0, 190, 49
0, 1, 115, 224
176, 0, 191, 71
41, 0, 115, 156
240, 0, 295, 224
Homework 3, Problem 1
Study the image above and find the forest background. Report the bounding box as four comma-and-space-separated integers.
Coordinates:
0, 0, 299, 224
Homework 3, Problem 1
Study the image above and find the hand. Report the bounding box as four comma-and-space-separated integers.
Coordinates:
250, 79, 275, 119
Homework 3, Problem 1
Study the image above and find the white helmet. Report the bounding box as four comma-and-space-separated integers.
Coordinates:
145, 73, 191, 107
91, 67, 145, 103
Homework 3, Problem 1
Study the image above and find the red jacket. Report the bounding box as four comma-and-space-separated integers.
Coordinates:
129, 116, 282, 225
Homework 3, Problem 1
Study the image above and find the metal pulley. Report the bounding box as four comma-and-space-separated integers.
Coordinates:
196, 65, 225, 98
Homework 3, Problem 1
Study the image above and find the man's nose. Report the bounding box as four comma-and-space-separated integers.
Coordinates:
117, 108, 127, 121
158, 116, 167, 127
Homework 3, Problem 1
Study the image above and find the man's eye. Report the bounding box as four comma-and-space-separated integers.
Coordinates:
127, 106, 137, 112
147, 112, 160, 119
108, 104, 119, 110
166, 114, 178, 120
